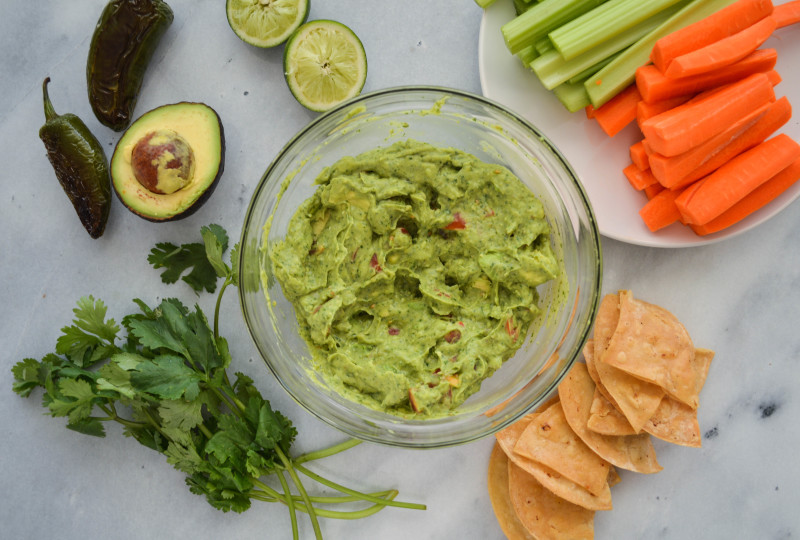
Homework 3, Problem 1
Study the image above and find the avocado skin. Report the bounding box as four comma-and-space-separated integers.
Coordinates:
111, 102, 225, 222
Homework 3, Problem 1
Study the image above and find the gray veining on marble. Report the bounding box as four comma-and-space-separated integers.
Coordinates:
1, 1, 799, 539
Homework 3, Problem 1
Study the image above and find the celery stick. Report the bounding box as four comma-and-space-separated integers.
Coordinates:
531, 3, 681, 91
501, 0, 608, 54
513, 0, 533, 16
567, 52, 620, 84
517, 44, 539, 66
534, 37, 554, 55
584, 0, 738, 107
549, 0, 686, 60
552, 81, 591, 112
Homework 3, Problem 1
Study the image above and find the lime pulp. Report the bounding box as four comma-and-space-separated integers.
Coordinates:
226, 0, 309, 48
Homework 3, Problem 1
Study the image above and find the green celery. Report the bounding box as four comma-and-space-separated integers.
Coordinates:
584, 0, 738, 107
531, 3, 682, 91
534, 37, 554, 55
552, 81, 591, 112
501, 0, 608, 54
549, 0, 686, 60
567, 52, 620, 84
517, 44, 539, 66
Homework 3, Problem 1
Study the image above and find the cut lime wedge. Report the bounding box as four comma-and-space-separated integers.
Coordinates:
283, 20, 368, 112
226, 0, 309, 48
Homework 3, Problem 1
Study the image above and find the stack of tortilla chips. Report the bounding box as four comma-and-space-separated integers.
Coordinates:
488, 290, 715, 539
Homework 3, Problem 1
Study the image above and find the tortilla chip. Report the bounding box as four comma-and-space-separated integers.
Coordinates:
587, 387, 637, 436
508, 459, 595, 540
593, 293, 621, 359
514, 401, 611, 496
640, 349, 711, 446
496, 414, 613, 511
607, 466, 622, 487
488, 443, 537, 540
589, 335, 665, 433
558, 363, 663, 474
601, 291, 700, 408
643, 397, 701, 447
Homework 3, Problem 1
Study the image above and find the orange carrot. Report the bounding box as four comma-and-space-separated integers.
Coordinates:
636, 48, 777, 103
650, 0, 774, 72
664, 16, 777, 79
649, 96, 791, 188
644, 182, 666, 200
639, 187, 685, 232
630, 141, 650, 170
585, 105, 597, 119
773, 0, 800, 28
675, 133, 800, 224
593, 84, 642, 138
624, 163, 658, 191
636, 94, 694, 126
641, 72, 775, 157
691, 157, 800, 235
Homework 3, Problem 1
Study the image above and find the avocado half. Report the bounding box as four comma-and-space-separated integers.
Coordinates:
111, 102, 225, 221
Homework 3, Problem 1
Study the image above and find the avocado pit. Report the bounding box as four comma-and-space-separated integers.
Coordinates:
131, 129, 195, 195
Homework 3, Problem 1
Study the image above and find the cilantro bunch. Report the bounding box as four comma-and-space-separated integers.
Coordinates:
12, 225, 424, 540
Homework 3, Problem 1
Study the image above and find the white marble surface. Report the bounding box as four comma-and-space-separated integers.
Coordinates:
1, 1, 799, 539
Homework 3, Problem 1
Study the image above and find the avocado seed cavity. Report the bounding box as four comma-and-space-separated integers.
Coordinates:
131, 129, 195, 195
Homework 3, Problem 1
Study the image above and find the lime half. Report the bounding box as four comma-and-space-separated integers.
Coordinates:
284, 20, 367, 112
226, 0, 309, 48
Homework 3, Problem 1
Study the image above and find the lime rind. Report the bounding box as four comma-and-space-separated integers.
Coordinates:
283, 20, 368, 112
226, 0, 309, 48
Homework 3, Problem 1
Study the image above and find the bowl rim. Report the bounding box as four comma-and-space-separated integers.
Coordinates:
237, 84, 603, 448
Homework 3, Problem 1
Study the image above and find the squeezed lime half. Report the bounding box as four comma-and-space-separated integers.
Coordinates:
283, 20, 368, 112
226, 0, 309, 48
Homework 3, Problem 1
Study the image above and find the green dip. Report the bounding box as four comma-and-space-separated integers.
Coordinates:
270, 140, 559, 418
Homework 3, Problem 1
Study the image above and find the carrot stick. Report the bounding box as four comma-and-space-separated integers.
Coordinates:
664, 16, 777, 79
629, 141, 650, 170
649, 96, 791, 188
639, 186, 685, 231
690, 157, 800, 235
624, 163, 658, 190
675, 133, 800, 224
641, 72, 775, 157
773, 0, 800, 28
585, 105, 597, 119
650, 0, 774, 72
592, 84, 642, 138
635, 48, 777, 103
636, 94, 693, 126
644, 182, 666, 200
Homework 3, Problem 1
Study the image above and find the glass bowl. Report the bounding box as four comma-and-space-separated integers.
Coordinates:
238, 86, 602, 448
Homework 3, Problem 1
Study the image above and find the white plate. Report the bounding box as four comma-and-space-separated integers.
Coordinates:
478, 1, 800, 248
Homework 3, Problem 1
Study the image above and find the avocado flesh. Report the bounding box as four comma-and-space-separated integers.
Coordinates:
111, 102, 224, 221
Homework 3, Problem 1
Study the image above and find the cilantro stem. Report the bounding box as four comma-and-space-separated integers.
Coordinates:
213, 278, 232, 341
294, 438, 362, 464
249, 490, 403, 520
276, 468, 300, 540
294, 463, 427, 511
250, 488, 399, 505
276, 446, 323, 540
97, 404, 148, 430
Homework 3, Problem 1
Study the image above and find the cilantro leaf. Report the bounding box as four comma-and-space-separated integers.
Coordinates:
67, 418, 106, 437
56, 296, 120, 367
149, 242, 219, 294
12, 358, 44, 397
159, 398, 205, 433
48, 378, 98, 423
201, 224, 230, 279
129, 355, 203, 401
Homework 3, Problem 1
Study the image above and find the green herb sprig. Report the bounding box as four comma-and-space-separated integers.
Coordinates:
12, 224, 425, 539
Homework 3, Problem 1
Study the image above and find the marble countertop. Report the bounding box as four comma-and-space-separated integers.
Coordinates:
1, 1, 798, 539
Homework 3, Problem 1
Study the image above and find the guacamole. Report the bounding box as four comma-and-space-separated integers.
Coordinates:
270, 140, 559, 418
